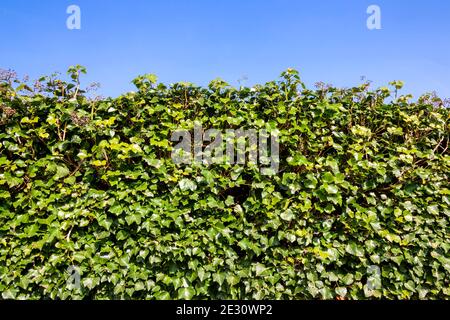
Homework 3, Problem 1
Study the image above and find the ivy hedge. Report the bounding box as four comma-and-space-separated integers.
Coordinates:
0, 66, 449, 300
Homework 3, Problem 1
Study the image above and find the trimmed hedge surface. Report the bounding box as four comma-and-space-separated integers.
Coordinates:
0, 67, 449, 299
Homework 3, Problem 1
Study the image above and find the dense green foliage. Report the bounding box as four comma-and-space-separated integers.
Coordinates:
0, 66, 449, 300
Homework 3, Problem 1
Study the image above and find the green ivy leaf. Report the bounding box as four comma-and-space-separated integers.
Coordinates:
178, 287, 196, 300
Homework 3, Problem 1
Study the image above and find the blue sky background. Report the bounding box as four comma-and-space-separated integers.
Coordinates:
1, 0, 449, 98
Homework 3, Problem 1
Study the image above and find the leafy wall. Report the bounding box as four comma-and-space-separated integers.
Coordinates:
0, 67, 449, 299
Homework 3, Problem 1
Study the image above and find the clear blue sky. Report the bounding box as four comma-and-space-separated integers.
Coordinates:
1, 0, 449, 98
